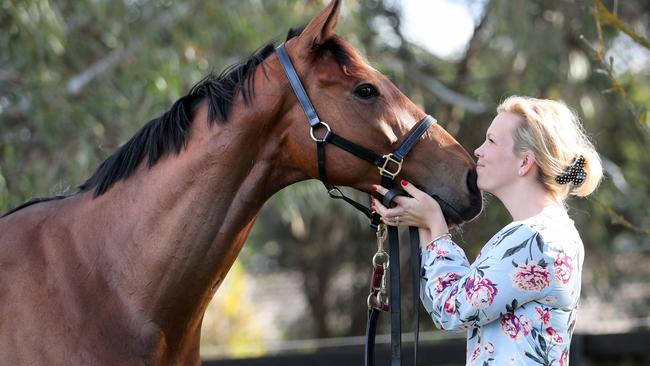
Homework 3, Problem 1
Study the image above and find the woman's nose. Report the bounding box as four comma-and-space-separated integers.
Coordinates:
474, 146, 482, 158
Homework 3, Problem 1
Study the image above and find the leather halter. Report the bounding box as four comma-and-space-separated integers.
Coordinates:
277, 42, 434, 366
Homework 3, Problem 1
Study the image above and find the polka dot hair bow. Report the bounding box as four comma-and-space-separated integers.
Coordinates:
555, 155, 587, 186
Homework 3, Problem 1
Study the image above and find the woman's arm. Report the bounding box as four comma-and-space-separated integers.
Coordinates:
420, 224, 556, 331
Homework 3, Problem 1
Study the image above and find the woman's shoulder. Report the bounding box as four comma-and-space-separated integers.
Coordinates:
477, 206, 581, 262
513, 206, 583, 258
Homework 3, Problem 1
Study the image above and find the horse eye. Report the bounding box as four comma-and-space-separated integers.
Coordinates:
353, 83, 379, 99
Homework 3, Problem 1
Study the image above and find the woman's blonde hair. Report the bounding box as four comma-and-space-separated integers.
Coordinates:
497, 96, 603, 199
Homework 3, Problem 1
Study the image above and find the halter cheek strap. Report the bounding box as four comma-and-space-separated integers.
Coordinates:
276, 43, 321, 128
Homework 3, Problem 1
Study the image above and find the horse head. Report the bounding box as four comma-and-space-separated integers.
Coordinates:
276, 0, 482, 224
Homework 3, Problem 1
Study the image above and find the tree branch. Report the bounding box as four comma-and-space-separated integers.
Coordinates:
594, 0, 650, 50
66, 48, 125, 95
66, 3, 190, 96
594, 197, 650, 235
453, 0, 492, 92
580, 0, 649, 135
406, 62, 489, 114
376, 3, 489, 114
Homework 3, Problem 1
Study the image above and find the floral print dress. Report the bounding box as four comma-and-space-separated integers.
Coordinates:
420, 206, 583, 366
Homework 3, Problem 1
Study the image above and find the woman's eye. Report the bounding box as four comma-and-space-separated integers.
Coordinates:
353, 83, 379, 99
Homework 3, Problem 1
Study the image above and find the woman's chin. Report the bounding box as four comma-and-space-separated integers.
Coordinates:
476, 179, 485, 192
476, 182, 493, 196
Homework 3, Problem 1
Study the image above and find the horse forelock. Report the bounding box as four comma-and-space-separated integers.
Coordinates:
285, 23, 372, 80
321, 38, 380, 84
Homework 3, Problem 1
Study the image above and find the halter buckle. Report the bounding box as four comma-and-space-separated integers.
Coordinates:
378, 153, 403, 180
310, 121, 332, 142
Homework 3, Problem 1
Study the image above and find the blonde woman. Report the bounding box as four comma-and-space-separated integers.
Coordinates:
372, 96, 602, 366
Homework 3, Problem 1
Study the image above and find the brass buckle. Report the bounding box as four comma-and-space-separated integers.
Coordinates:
378, 153, 402, 180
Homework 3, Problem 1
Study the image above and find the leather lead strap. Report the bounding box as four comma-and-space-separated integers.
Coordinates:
367, 188, 420, 366
365, 308, 380, 366
409, 227, 421, 366
364, 226, 422, 366
388, 225, 401, 366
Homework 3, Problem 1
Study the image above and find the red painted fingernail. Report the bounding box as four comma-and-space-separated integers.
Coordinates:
401, 179, 408, 186
372, 185, 377, 192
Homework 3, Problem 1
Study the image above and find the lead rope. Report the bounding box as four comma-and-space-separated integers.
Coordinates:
388, 223, 402, 366
364, 187, 420, 366
366, 223, 389, 366
409, 226, 421, 366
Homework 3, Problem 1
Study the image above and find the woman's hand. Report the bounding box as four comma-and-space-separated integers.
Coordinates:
371, 179, 449, 240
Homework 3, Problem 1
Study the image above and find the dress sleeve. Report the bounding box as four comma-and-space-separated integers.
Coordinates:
420, 224, 556, 331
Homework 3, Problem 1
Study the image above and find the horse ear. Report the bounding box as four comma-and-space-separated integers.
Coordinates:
296, 0, 341, 51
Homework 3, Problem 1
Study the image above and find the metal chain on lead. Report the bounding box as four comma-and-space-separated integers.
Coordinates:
367, 223, 390, 311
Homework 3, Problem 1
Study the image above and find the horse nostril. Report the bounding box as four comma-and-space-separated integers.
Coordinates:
467, 169, 479, 194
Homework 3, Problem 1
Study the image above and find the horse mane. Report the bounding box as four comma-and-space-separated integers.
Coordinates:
77, 42, 277, 197
2, 25, 358, 217
1, 196, 69, 218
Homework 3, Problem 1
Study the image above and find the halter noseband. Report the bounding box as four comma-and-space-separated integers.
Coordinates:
277, 42, 432, 366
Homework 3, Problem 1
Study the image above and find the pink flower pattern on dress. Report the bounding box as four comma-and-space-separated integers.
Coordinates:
511, 263, 551, 292
500, 312, 533, 341
484, 341, 495, 355
554, 251, 573, 285
546, 326, 564, 344
464, 275, 498, 309
559, 349, 568, 365
535, 306, 550, 324
434, 247, 449, 257
433, 272, 460, 293
500, 312, 522, 341
469, 344, 481, 365
520, 314, 533, 336
444, 287, 459, 314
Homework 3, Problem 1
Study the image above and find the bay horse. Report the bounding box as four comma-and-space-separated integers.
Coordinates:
0, 1, 482, 365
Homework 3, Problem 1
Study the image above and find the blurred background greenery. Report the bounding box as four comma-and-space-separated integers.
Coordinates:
1, 0, 649, 364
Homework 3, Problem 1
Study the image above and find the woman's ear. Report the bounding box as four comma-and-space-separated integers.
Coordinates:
518, 151, 536, 176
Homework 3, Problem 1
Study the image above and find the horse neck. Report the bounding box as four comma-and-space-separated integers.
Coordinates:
73, 95, 304, 345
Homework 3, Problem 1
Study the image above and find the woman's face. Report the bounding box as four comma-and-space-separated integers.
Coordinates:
474, 112, 524, 196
